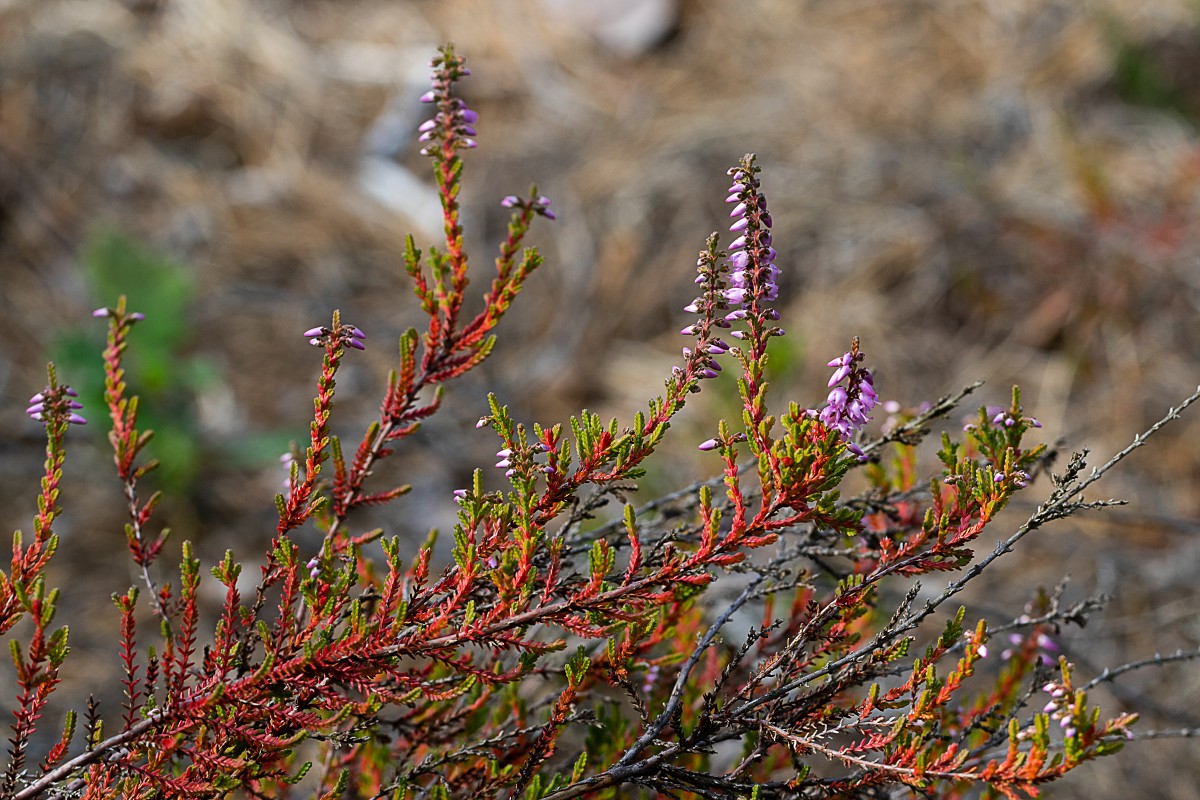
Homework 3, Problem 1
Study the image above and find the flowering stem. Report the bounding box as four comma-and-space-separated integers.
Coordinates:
96, 298, 169, 623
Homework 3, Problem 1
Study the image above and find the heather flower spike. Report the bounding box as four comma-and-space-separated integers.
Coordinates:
25, 379, 86, 426
816, 336, 877, 461
304, 320, 366, 351
417, 45, 479, 158
722, 156, 781, 338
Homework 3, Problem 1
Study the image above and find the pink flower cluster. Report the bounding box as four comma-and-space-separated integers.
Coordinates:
26, 387, 86, 426
815, 344, 877, 460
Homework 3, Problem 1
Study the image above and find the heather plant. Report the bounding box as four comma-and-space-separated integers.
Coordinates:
4, 45, 1199, 800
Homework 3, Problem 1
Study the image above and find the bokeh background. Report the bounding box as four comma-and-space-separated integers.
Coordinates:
2, 0, 1199, 796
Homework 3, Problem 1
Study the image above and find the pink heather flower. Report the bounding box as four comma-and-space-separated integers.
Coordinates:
418, 51, 479, 156
721, 161, 779, 316
698, 438, 719, 451
306, 323, 366, 350
453, 489, 468, 499
27, 387, 86, 425
92, 307, 109, 318
814, 340, 876, 461
499, 194, 556, 220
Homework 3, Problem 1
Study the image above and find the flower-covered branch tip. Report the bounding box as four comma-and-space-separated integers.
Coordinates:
679, 234, 733, 389
418, 45, 478, 156
304, 324, 367, 351
815, 337, 877, 460
26, 385, 85, 426
722, 154, 782, 340
501, 194, 556, 220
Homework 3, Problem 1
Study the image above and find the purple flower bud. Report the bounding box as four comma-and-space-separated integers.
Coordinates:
67, 413, 87, 425
827, 387, 848, 408
725, 192, 741, 203
698, 438, 719, 451
728, 251, 750, 269
93, 308, 110, 318
680, 325, 697, 336
495, 459, 511, 469
729, 236, 747, 250
683, 301, 700, 313
729, 202, 747, 217
345, 338, 366, 350
453, 489, 468, 499
828, 365, 851, 386
994, 473, 1005, 483
28, 393, 44, 403
420, 90, 436, 103
26, 403, 44, 415
129, 312, 146, 321
303, 327, 325, 337
461, 138, 477, 148
418, 131, 435, 142
461, 108, 479, 124
977, 644, 989, 658
729, 217, 749, 233
476, 418, 489, 429
496, 448, 512, 458
350, 327, 366, 340
418, 119, 437, 132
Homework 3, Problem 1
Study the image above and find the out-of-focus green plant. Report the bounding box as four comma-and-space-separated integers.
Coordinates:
54, 231, 290, 499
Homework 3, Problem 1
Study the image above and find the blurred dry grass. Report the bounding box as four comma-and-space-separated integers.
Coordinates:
2, 0, 1199, 796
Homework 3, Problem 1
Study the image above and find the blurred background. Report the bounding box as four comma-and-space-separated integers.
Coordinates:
2, 0, 1199, 796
